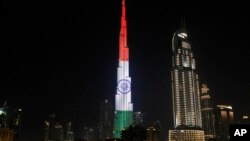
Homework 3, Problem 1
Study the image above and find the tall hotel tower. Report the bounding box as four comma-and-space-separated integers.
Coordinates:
113, 0, 133, 138
169, 23, 205, 141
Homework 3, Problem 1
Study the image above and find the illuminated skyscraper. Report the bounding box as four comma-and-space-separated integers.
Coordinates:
113, 0, 133, 138
200, 84, 216, 140
169, 21, 205, 141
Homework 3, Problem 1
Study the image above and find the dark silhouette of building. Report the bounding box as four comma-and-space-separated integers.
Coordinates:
48, 114, 56, 140
146, 127, 160, 141
215, 105, 234, 141
65, 122, 74, 141
44, 121, 49, 141
168, 20, 205, 141
0, 101, 21, 141
121, 125, 146, 141
0, 128, 14, 141
44, 114, 74, 141
238, 115, 250, 124
83, 127, 99, 141
99, 99, 114, 140
133, 112, 144, 125
200, 84, 216, 140
53, 122, 64, 141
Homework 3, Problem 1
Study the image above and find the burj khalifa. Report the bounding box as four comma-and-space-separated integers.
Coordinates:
113, 0, 133, 138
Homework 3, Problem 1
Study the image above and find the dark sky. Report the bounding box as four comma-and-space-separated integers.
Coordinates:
1, 0, 250, 140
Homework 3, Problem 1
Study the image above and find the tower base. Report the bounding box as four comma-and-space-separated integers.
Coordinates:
113, 111, 133, 138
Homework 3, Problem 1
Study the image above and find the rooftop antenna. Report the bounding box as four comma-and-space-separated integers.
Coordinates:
181, 16, 186, 29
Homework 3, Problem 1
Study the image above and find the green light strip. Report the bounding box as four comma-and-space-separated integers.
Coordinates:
113, 110, 133, 138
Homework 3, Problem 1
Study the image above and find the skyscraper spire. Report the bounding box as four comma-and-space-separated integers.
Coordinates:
181, 16, 186, 30
119, 0, 129, 61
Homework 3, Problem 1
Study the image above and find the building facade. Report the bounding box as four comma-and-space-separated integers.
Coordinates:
146, 127, 160, 141
44, 114, 74, 141
99, 100, 114, 140
133, 111, 144, 125
215, 105, 234, 141
0, 128, 14, 141
200, 84, 216, 140
113, 0, 133, 138
169, 23, 205, 141
169, 128, 205, 141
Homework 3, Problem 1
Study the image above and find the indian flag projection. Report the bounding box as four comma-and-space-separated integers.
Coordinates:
113, 0, 133, 138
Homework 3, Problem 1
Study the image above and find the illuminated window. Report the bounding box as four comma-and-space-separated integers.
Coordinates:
176, 55, 180, 66
182, 41, 191, 49
229, 111, 234, 121
178, 49, 181, 53
221, 111, 227, 120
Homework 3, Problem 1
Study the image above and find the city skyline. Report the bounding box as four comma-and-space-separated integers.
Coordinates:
1, 0, 250, 141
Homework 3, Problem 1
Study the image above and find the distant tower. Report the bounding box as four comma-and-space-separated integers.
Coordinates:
0, 128, 14, 141
84, 127, 99, 141
54, 122, 64, 141
48, 114, 56, 139
65, 122, 74, 141
200, 84, 216, 140
44, 121, 50, 141
133, 111, 144, 125
146, 127, 160, 141
99, 99, 114, 140
238, 115, 250, 124
215, 105, 234, 141
113, 0, 133, 138
168, 20, 205, 141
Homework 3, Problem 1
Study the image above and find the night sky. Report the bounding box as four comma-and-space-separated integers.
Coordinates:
1, 0, 250, 140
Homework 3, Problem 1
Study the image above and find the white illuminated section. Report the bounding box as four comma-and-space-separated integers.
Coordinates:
0, 110, 4, 115
217, 105, 233, 110
115, 60, 133, 111
183, 62, 188, 67
182, 41, 191, 49
178, 32, 187, 38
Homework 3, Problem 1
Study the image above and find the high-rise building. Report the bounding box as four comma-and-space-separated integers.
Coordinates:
215, 105, 234, 141
169, 21, 205, 141
99, 99, 114, 140
133, 111, 144, 125
44, 114, 74, 141
113, 0, 133, 138
0, 128, 14, 141
65, 122, 74, 141
146, 127, 160, 141
0, 101, 22, 141
200, 84, 216, 140
44, 121, 49, 141
238, 115, 250, 124
53, 122, 64, 141
48, 114, 56, 139
83, 127, 99, 141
